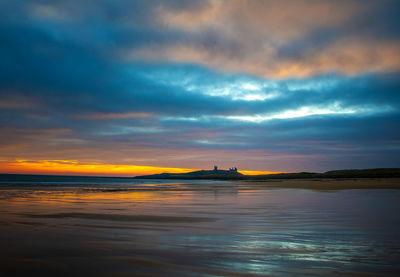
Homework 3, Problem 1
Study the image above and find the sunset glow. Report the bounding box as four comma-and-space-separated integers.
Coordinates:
0, 2, 399, 276
0, 160, 279, 177
0, 0, 399, 175
0, 160, 198, 176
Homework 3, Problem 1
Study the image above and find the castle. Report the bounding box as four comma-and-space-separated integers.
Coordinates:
213, 165, 237, 172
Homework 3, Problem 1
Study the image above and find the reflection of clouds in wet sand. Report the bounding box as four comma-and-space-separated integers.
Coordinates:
0, 180, 399, 276
22, 212, 217, 223
240, 178, 400, 190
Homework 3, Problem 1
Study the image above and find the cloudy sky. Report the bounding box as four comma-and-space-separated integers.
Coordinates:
1, 0, 399, 176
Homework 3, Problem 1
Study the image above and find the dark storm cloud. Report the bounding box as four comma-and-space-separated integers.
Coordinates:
0, 0, 399, 171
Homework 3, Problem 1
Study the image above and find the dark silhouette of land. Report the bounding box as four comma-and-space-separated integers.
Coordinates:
135, 165, 244, 180
135, 167, 400, 180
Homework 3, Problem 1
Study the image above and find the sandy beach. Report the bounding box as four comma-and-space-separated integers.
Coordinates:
239, 178, 400, 190
0, 176, 400, 276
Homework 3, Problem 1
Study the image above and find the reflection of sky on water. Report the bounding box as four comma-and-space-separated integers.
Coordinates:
0, 180, 399, 276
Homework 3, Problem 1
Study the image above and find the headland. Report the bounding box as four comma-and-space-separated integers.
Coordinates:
134, 167, 400, 180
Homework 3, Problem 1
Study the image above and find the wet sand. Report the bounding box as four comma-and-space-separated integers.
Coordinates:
0, 178, 399, 276
240, 178, 400, 190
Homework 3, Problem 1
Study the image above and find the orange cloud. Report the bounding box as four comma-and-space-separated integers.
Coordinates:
129, 38, 400, 79
124, 0, 400, 78
160, 0, 360, 41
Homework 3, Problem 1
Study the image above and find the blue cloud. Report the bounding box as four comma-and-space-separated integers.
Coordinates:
0, 0, 399, 171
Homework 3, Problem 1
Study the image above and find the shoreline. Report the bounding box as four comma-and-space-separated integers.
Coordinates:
238, 178, 400, 190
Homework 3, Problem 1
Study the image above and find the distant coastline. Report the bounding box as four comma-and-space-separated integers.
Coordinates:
1, 168, 400, 181
134, 168, 400, 180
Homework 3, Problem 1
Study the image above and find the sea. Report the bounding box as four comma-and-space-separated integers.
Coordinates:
0, 174, 399, 276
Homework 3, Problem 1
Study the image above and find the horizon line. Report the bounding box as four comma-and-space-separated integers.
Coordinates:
0, 159, 282, 177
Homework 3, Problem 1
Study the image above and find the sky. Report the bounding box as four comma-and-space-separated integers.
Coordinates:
0, 0, 399, 176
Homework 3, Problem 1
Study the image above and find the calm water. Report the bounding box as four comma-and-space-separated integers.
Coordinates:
0, 175, 399, 276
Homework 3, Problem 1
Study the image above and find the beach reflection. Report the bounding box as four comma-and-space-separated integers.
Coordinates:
0, 181, 399, 276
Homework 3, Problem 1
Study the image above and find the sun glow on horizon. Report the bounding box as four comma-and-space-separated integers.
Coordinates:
1, 160, 197, 177
0, 159, 280, 177
239, 170, 283, 175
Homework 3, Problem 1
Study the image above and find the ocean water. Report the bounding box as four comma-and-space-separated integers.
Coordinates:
0, 175, 399, 276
